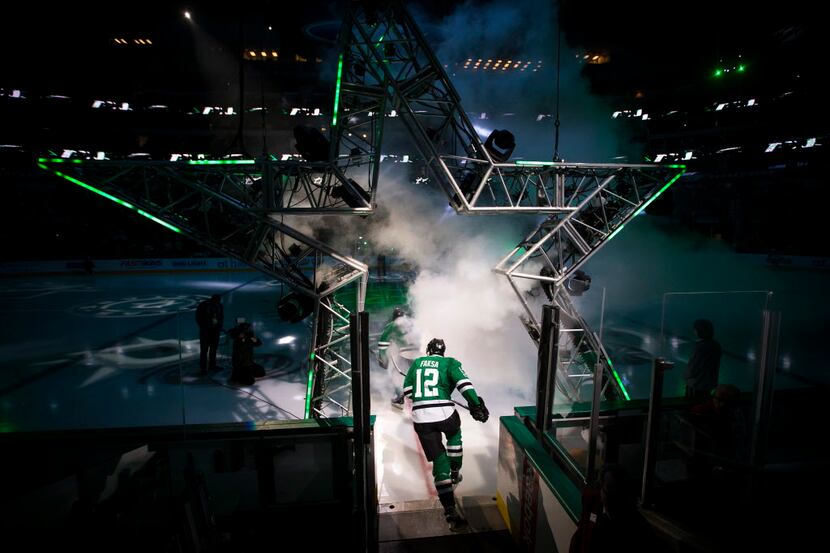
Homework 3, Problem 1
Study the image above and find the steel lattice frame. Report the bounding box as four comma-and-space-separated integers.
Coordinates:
344, 1, 685, 401
39, 0, 684, 414
34, 4, 406, 418
37, 157, 370, 418
494, 165, 684, 400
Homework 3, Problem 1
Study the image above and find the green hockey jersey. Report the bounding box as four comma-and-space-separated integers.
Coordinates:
378, 320, 406, 363
403, 355, 481, 423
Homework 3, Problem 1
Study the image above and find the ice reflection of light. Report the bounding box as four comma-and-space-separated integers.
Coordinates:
277, 336, 296, 345
747, 349, 756, 362
781, 355, 791, 370
670, 337, 680, 350
147, 384, 155, 396
50, 401, 59, 411
121, 386, 130, 399
261, 331, 275, 339
181, 280, 246, 290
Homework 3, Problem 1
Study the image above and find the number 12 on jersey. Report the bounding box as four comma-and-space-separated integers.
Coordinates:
416, 367, 439, 397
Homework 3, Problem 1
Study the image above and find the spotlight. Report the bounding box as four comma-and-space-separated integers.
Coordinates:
331, 178, 371, 208
565, 270, 591, 296
484, 129, 516, 162
184, 11, 192, 20
277, 292, 315, 323
293, 125, 329, 162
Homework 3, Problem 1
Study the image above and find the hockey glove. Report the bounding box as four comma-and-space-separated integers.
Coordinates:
469, 397, 489, 423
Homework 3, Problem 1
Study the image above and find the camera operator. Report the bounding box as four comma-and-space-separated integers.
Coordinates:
228, 318, 264, 385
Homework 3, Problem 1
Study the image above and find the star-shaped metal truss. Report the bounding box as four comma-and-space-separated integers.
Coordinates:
341, 1, 685, 402
38, 0, 683, 418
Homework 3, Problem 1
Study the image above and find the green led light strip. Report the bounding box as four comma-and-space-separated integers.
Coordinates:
606, 358, 630, 401
304, 365, 315, 418
37, 157, 84, 164
515, 160, 556, 166
38, 164, 182, 234
608, 169, 684, 242
332, 53, 344, 126
631, 170, 684, 218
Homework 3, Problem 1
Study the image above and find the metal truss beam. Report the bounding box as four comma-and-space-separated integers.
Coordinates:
340, 2, 686, 402
497, 165, 685, 401
38, 158, 368, 418
345, 2, 650, 214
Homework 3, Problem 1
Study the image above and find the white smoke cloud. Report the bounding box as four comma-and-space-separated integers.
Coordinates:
366, 172, 542, 413
274, 166, 547, 415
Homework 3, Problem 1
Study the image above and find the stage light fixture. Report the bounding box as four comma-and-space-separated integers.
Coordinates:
277, 292, 315, 323
293, 125, 329, 162
331, 179, 371, 208
565, 270, 591, 296
484, 129, 516, 162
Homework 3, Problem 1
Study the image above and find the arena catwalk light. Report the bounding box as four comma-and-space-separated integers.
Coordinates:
184, 11, 192, 20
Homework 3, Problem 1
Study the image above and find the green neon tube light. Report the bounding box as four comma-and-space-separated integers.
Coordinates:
37, 157, 84, 164
304, 367, 314, 418
38, 164, 182, 234
632, 170, 684, 218
332, 53, 344, 126
515, 160, 556, 166
607, 169, 684, 242
606, 357, 630, 401
186, 159, 255, 165
607, 223, 626, 242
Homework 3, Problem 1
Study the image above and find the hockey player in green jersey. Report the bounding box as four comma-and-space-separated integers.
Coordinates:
403, 338, 489, 530
378, 307, 417, 409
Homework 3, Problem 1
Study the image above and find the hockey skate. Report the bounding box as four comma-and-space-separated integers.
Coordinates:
444, 506, 468, 532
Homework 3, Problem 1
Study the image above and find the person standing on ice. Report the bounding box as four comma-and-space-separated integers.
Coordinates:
403, 338, 489, 530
